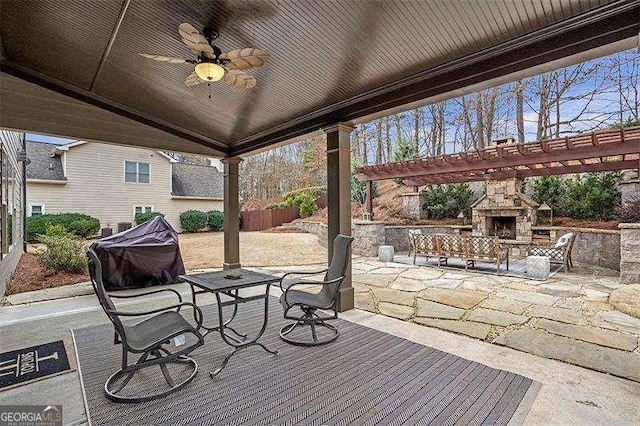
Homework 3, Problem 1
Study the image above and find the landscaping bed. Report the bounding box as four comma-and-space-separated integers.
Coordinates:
6, 253, 89, 295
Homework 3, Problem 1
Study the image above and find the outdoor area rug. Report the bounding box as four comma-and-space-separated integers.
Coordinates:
73, 300, 539, 425
0, 340, 75, 390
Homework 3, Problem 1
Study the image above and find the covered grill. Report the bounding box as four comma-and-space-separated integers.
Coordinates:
90, 216, 185, 290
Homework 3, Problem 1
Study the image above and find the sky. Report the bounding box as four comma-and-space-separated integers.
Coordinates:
26, 133, 74, 145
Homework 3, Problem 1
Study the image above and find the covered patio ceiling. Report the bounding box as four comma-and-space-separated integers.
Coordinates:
356, 127, 640, 186
1, 0, 639, 157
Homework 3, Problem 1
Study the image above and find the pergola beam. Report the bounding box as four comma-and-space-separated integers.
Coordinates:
404, 159, 639, 186
358, 127, 640, 181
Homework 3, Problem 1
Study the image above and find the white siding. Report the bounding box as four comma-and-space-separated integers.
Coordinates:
24, 143, 223, 232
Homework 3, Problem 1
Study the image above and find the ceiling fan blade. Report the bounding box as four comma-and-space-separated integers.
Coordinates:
185, 71, 204, 87
220, 48, 270, 70
178, 22, 213, 55
223, 69, 256, 89
139, 53, 189, 64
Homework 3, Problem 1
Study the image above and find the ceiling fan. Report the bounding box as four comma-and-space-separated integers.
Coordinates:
139, 23, 269, 89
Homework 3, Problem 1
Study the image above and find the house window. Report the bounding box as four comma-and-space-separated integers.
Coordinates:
125, 161, 150, 183
29, 203, 45, 216
134, 206, 153, 215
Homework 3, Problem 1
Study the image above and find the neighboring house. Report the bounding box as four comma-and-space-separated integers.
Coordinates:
18, 140, 224, 232
0, 129, 27, 294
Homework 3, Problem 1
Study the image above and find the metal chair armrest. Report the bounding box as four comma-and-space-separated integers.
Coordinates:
279, 269, 329, 290
108, 288, 183, 304
283, 275, 344, 306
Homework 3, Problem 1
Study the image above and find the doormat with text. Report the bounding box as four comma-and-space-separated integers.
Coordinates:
0, 340, 75, 390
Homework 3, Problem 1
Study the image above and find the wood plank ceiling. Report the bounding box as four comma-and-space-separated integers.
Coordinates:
1, 0, 638, 156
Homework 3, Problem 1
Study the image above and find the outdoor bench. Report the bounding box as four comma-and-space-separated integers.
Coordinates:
411, 233, 509, 274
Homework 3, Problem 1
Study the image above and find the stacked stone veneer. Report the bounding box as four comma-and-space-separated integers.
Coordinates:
472, 179, 537, 243
402, 193, 427, 220
620, 223, 640, 284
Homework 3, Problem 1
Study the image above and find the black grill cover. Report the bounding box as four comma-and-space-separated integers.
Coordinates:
90, 216, 185, 290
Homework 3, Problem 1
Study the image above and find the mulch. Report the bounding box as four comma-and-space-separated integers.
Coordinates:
5, 253, 89, 295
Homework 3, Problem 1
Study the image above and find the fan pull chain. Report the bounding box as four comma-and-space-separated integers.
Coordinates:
208, 82, 211, 99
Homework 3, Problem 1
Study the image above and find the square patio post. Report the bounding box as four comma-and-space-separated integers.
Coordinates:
223, 157, 242, 270
323, 123, 354, 311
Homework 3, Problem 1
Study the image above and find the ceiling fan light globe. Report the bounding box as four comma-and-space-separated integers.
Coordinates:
195, 62, 225, 82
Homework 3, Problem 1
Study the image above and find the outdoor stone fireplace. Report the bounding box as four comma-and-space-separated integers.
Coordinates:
472, 178, 538, 249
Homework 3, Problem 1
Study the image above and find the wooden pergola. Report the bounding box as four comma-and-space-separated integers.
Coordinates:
357, 126, 640, 214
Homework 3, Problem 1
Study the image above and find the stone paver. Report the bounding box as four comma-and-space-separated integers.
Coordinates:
528, 305, 584, 324
467, 308, 529, 326
609, 284, 640, 319
595, 310, 640, 334
378, 302, 414, 320
495, 288, 559, 306
399, 268, 443, 280
582, 288, 609, 302
535, 319, 637, 351
349, 257, 640, 383
418, 288, 487, 309
555, 298, 583, 310
355, 292, 376, 311
372, 288, 415, 306
416, 300, 465, 320
413, 318, 491, 340
479, 297, 530, 315
494, 328, 640, 382
354, 273, 396, 288
389, 277, 428, 292
424, 278, 462, 288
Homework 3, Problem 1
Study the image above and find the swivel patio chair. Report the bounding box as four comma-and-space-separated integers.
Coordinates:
86, 248, 205, 402
279, 234, 354, 346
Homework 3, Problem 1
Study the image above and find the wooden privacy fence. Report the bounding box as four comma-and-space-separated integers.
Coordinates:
240, 206, 300, 231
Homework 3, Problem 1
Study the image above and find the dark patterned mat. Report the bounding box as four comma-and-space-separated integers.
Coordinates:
73, 300, 539, 425
0, 340, 74, 390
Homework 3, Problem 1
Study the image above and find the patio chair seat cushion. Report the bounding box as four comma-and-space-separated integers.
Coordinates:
124, 311, 195, 352
555, 233, 574, 248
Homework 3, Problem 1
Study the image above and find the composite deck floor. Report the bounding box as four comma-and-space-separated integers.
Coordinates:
74, 300, 537, 425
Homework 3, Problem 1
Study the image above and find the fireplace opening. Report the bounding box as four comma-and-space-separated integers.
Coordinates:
486, 216, 516, 240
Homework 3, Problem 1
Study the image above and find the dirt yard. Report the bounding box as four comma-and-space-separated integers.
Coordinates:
5, 232, 327, 295
178, 231, 327, 270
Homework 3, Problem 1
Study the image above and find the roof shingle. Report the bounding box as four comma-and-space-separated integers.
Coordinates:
172, 163, 223, 199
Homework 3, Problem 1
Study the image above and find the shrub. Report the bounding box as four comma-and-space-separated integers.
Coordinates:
618, 195, 640, 223
266, 186, 327, 211
283, 186, 326, 200
7, 215, 12, 245
421, 183, 475, 219
179, 210, 208, 232
297, 194, 318, 217
564, 172, 621, 220
134, 211, 164, 225
532, 176, 567, 216
44, 223, 68, 237
207, 210, 224, 231
36, 233, 87, 273
67, 219, 100, 238
27, 213, 99, 241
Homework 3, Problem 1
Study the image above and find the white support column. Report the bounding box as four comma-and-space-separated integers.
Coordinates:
223, 157, 242, 270
323, 122, 354, 311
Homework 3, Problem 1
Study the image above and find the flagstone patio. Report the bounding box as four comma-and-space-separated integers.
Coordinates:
347, 259, 640, 382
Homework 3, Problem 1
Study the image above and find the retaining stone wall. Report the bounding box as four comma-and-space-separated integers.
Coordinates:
549, 227, 620, 271
620, 224, 640, 284
292, 220, 621, 271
